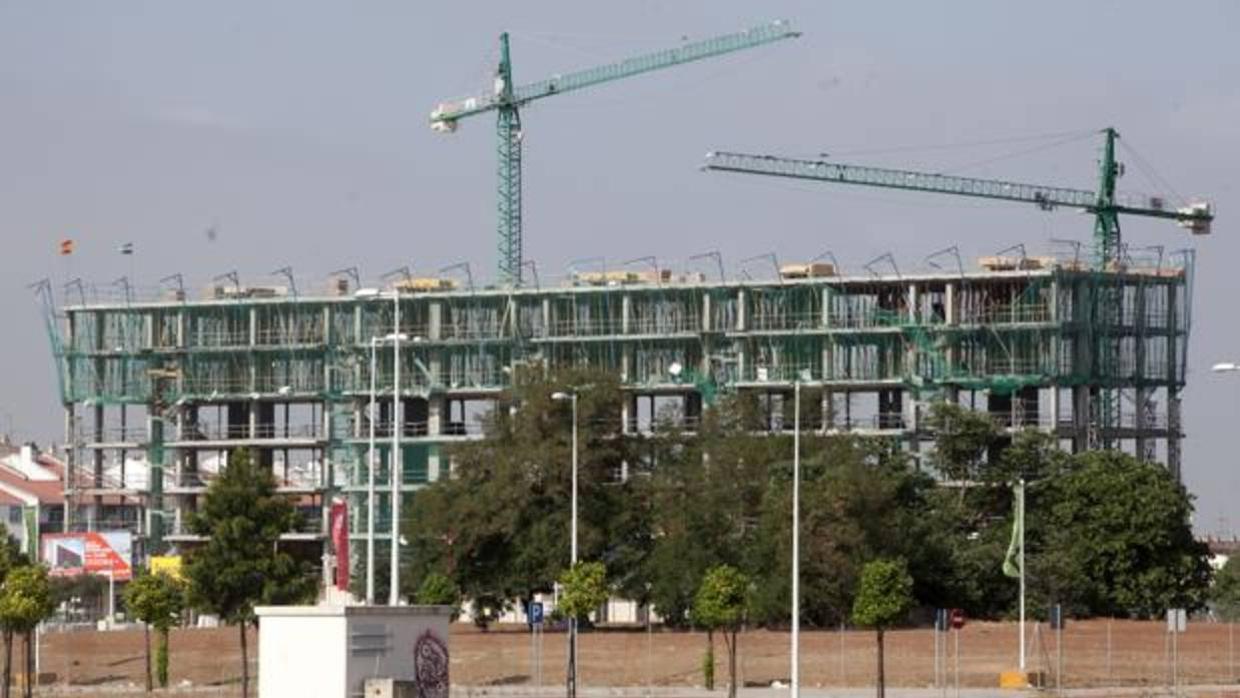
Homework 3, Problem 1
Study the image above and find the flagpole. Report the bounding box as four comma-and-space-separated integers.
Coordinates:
1018, 478, 1026, 672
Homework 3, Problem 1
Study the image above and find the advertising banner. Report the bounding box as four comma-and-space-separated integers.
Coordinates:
150, 555, 183, 579
330, 500, 349, 591
42, 531, 134, 581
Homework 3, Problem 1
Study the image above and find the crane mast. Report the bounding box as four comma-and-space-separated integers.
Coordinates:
433, 21, 800, 286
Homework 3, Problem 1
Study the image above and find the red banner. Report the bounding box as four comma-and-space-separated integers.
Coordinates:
330, 500, 349, 591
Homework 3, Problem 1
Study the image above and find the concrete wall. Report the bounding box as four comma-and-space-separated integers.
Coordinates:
257, 605, 451, 698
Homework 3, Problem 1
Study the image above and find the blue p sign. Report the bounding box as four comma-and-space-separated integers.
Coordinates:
530, 601, 544, 625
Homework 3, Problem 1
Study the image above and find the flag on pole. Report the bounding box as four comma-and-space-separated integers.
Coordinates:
59, 239, 75, 255
119, 242, 134, 255
1002, 481, 1024, 578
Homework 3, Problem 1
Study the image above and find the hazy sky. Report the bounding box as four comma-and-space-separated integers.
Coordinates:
2, 2, 1237, 530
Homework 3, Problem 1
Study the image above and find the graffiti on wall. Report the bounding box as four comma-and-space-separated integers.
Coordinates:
413, 630, 449, 698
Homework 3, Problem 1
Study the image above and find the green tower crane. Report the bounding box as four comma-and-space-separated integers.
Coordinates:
702, 128, 1212, 269
431, 20, 800, 287
702, 128, 1214, 450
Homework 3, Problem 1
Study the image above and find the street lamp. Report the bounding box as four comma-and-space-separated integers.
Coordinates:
367, 332, 407, 605
356, 287, 404, 605
551, 390, 579, 698
791, 379, 801, 698
1213, 362, 1240, 373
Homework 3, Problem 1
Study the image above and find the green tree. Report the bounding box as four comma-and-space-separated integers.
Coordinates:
124, 571, 186, 690
692, 565, 749, 698
926, 403, 1001, 483
184, 449, 317, 698
414, 572, 461, 619
747, 436, 950, 627
1213, 557, 1240, 621
0, 565, 54, 698
406, 369, 642, 627
0, 539, 23, 698
1031, 451, 1212, 617
558, 561, 609, 622
851, 559, 913, 698
646, 394, 774, 627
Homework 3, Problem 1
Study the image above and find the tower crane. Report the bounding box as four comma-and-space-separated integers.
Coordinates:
702, 127, 1214, 450
431, 21, 800, 286
702, 128, 1213, 269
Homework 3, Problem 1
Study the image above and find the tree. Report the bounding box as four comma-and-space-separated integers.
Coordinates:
0, 565, 54, 698
558, 561, 609, 698
851, 559, 913, 698
646, 394, 776, 627
925, 403, 1000, 483
1213, 557, 1240, 622
184, 449, 317, 698
692, 565, 749, 698
1031, 451, 1212, 617
0, 540, 28, 698
557, 561, 609, 623
406, 369, 642, 627
415, 573, 461, 620
747, 436, 949, 627
124, 571, 186, 690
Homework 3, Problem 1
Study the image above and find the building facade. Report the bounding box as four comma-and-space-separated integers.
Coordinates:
40, 253, 1193, 578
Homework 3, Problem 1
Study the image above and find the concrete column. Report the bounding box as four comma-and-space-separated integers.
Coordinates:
702, 292, 712, 333
821, 287, 832, 328
1134, 387, 1150, 461
736, 289, 747, 332
428, 302, 442, 341
621, 394, 638, 434
428, 445, 442, 482
1167, 392, 1182, 481
428, 395, 446, 436
1047, 388, 1061, 435
1071, 386, 1090, 453
908, 283, 918, 323
64, 405, 75, 529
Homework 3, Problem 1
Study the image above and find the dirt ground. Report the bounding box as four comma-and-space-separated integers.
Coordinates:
32, 619, 1240, 695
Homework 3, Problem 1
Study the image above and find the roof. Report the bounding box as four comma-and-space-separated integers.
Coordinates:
0, 462, 64, 505
0, 490, 25, 507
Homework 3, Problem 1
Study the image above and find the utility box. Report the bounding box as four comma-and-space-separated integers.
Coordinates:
256, 605, 451, 698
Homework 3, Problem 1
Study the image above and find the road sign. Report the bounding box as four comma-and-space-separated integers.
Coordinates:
1050, 604, 1066, 630
1166, 608, 1186, 633
935, 608, 950, 633
950, 608, 965, 630
530, 601, 544, 625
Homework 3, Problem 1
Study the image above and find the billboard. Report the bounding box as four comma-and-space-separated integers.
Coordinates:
42, 531, 134, 581
150, 555, 183, 579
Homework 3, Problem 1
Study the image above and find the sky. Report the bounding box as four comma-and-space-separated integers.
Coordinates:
1, 1, 1237, 531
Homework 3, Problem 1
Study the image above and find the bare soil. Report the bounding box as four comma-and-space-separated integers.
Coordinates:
31, 619, 1240, 696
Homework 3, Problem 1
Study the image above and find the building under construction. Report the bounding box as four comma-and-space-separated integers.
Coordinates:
37, 249, 1195, 570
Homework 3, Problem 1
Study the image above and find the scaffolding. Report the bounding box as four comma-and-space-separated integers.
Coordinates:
38, 251, 1194, 574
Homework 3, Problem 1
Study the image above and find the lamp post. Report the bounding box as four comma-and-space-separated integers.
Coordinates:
1213, 362, 1240, 374
551, 390, 579, 698
355, 288, 403, 605
389, 296, 402, 606
791, 379, 801, 698
366, 333, 407, 605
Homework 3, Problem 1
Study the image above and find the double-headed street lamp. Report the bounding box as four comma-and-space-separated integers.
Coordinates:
367, 332, 407, 605
550, 390, 580, 698
356, 287, 404, 606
